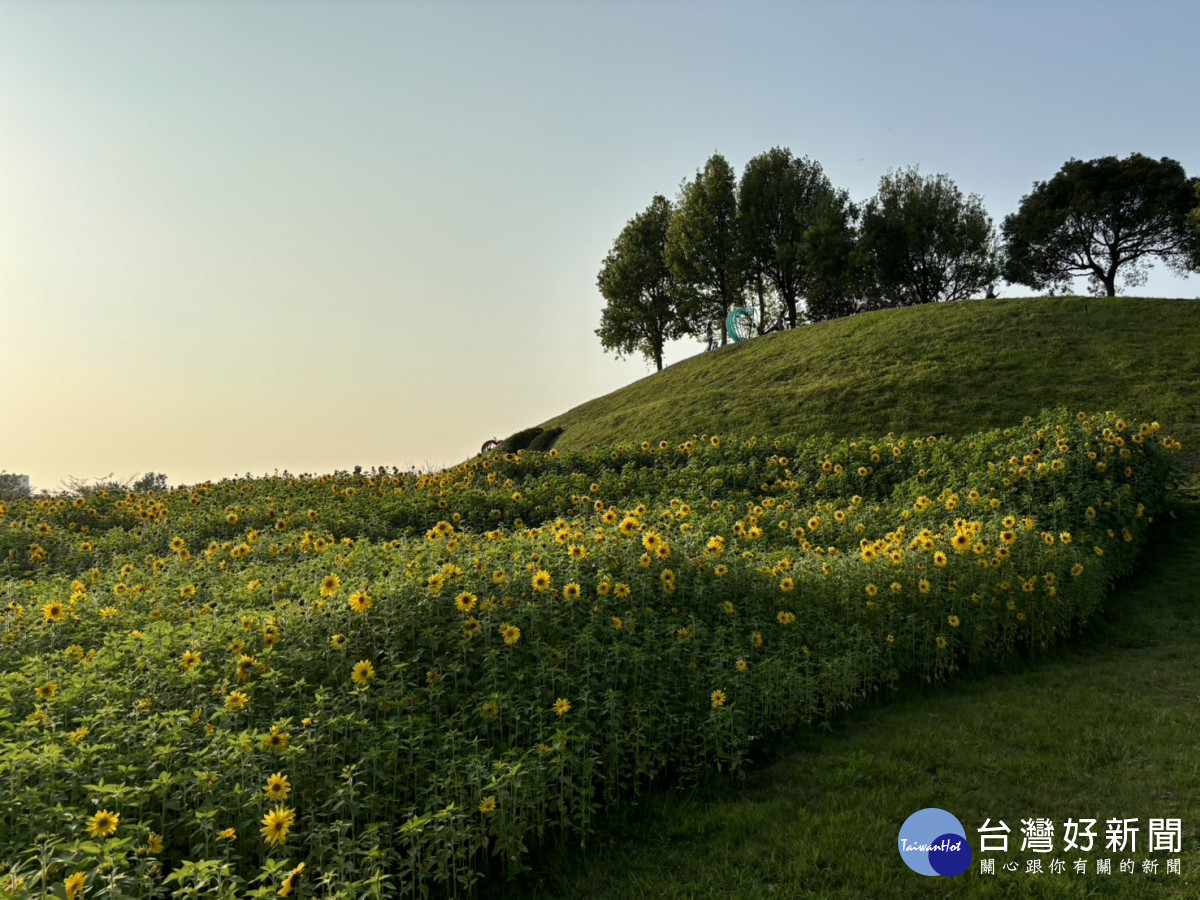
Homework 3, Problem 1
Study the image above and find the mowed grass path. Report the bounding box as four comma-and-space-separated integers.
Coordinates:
498, 485, 1200, 899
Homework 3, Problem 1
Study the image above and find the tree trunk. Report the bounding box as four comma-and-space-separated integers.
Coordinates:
1101, 260, 1118, 297
1103, 271, 1117, 297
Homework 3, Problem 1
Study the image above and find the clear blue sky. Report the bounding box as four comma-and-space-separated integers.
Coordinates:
2, 0, 1197, 491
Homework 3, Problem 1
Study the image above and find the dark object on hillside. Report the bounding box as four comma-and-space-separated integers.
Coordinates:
480, 438, 500, 455
526, 427, 564, 452
494, 426, 565, 454
498, 427, 546, 453
763, 310, 787, 333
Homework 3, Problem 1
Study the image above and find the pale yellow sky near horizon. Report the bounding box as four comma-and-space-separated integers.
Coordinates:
2, 1, 1197, 492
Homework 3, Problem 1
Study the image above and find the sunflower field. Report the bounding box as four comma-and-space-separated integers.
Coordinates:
0, 410, 1182, 898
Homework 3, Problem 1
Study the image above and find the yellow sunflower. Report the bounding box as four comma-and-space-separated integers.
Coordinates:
86, 809, 120, 839
279, 862, 305, 897
262, 728, 291, 752
351, 660, 375, 686
259, 805, 295, 846
263, 772, 292, 800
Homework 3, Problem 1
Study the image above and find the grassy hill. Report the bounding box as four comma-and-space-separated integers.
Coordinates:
542, 297, 1200, 469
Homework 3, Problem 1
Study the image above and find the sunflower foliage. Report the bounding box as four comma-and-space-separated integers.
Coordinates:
0, 411, 1182, 898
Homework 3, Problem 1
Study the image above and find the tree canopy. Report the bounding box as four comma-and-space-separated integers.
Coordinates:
797, 189, 863, 321
665, 154, 745, 346
1190, 181, 1200, 239
595, 148, 1198, 371
738, 148, 837, 328
596, 195, 684, 372
1002, 153, 1200, 297
857, 166, 1000, 306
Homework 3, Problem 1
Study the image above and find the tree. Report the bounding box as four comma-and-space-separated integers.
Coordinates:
665, 153, 745, 346
1190, 181, 1200, 239
1002, 153, 1200, 297
739, 148, 837, 328
798, 189, 864, 321
858, 166, 1000, 306
596, 195, 685, 372
0, 471, 31, 500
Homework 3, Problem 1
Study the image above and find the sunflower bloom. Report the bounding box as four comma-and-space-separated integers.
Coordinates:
62, 872, 87, 900
348, 592, 373, 613
279, 862, 305, 897
351, 660, 375, 686
264, 772, 292, 800
320, 574, 341, 597
260, 805, 296, 846
553, 697, 571, 716
86, 809, 119, 839
479, 796, 497, 814
531, 570, 551, 592
711, 689, 727, 709
262, 728, 291, 752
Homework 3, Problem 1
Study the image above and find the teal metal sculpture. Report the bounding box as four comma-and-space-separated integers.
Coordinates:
725, 307, 756, 343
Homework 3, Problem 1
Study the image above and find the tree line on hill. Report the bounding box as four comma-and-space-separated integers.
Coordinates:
597, 150, 1200, 370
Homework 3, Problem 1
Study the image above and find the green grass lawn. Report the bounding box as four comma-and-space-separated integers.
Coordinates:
542, 297, 1200, 472
497, 481, 1200, 898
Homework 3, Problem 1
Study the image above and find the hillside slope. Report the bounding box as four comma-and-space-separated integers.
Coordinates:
542, 297, 1200, 465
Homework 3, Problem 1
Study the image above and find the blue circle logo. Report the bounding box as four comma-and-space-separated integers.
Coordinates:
898, 808, 972, 877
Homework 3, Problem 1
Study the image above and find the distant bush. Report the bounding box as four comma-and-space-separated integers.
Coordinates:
0, 472, 30, 500
59, 472, 169, 496
498, 427, 545, 453
526, 427, 564, 452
